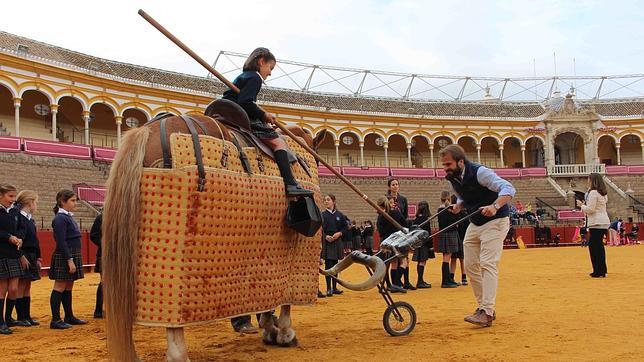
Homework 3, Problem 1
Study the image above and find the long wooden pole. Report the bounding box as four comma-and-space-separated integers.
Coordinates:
137, 9, 406, 231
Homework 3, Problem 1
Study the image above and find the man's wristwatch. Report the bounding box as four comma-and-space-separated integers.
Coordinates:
493, 202, 501, 210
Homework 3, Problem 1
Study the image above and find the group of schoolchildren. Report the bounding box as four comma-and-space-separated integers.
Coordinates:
319, 178, 471, 299
0, 185, 103, 335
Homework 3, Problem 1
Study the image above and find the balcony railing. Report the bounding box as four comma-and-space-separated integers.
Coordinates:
547, 164, 606, 177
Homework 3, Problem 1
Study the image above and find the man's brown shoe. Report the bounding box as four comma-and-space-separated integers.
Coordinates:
471, 308, 496, 320
464, 309, 493, 327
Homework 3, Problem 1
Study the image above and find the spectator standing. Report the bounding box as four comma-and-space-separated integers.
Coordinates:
577, 173, 610, 278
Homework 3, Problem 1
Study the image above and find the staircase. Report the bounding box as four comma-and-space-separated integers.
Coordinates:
554, 177, 637, 221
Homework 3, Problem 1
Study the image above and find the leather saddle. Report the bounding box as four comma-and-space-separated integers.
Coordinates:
205, 99, 310, 175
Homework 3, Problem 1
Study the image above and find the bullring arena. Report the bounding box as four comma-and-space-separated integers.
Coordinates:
1, 14, 644, 361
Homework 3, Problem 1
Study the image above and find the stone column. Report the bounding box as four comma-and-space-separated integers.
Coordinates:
50, 104, 58, 141
498, 145, 505, 168
359, 141, 365, 167
115, 115, 123, 147
429, 144, 435, 169
406, 142, 412, 167
384, 142, 389, 168
641, 142, 644, 164
616, 142, 621, 165
521, 145, 526, 168
82, 111, 91, 145
334, 139, 340, 166
476, 143, 481, 163
545, 126, 555, 168
13, 97, 21, 137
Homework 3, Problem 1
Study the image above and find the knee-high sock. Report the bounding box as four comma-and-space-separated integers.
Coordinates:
50, 291, 63, 321
62, 290, 74, 319
416, 264, 425, 284
94, 283, 103, 314
15, 297, 25, 320
4, 299, 15, 321
25, 296, 32, 320
391, 267, 403, 286
441, 262, 450, 284
0, 299, 5, 324
274, 150, 297, 186
402, 267, 410, 286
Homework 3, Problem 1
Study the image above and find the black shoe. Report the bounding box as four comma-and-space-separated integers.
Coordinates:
285, 184, 314, 197
6, 318, 30, 327
403, 284, 417, 290
326, 289, 334, 297
50, 320, 72, 329
388, 285, 407, 293
441, 283, 458, 288
93, 311, 104, 319
317, 290, 326, 298
27, 318, 40, 326
15, 319, 32, 327
461, 279, 468, 286
233, 322, 258, 334
590, 273, 606, 278
0, 324, 12, 334
64, 317, 88, 325
416, 282, 432, 289
333, 289, 343, 295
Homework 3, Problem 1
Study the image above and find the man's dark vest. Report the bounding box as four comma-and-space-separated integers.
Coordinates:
447, 161, 509, 226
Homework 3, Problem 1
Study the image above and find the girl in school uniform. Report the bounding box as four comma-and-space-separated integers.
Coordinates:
15, 190, 42, 326
376, 196, 408, 293
49, 189, 87, 329
223, 47, 312, 197
437, 191, 460, 288
386, 179, 414, 290
362, 220, 374, 256
411, 201, 434, 288
89, 213, 103, 318
0, 184, 28, 334
320, 194, 348, 297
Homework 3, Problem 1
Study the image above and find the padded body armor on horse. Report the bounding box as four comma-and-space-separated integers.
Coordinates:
102, 101, 322, 361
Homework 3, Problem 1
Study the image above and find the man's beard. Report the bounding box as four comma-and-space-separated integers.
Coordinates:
445, 165, 463, 180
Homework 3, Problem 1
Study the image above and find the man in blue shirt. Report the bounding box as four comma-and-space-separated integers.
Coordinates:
440, 144, 515, 327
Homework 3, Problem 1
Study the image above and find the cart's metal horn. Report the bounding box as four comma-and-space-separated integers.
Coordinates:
319, 251, 386, 291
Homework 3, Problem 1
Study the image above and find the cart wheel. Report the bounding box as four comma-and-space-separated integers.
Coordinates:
382, 301, 416, 336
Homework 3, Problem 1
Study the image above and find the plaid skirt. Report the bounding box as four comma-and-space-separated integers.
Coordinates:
438, 229, 461, 254
20, 251, 41, 281
352, 235, 362, 250
0, 257, 25, 279
412, 243, 435, 262
250, 118, 279, 140
48, 248, 84, 281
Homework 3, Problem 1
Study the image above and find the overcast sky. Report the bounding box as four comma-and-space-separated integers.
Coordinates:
3, 0, 643, 79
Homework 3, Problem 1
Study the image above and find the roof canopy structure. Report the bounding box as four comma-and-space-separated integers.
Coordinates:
212, 50, 644, 103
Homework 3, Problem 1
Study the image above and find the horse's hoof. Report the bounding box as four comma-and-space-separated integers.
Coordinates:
276, 328, 298, 347
278, 335, 298, 348
262, 328, 278, 346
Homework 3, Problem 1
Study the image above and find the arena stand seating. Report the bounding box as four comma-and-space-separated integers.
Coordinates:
0, 136, 640, 269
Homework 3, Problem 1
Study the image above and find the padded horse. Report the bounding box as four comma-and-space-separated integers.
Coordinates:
101, 108, 349, 362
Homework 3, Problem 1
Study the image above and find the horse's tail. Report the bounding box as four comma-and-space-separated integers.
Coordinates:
102, 126, 150, 361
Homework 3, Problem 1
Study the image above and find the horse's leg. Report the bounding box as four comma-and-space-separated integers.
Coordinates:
276, 305, 298, 347
166, 327, 190, 362
259, 311, 279, 345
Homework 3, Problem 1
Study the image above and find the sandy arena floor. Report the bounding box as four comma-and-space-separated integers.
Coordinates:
6, 245, 644, 361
